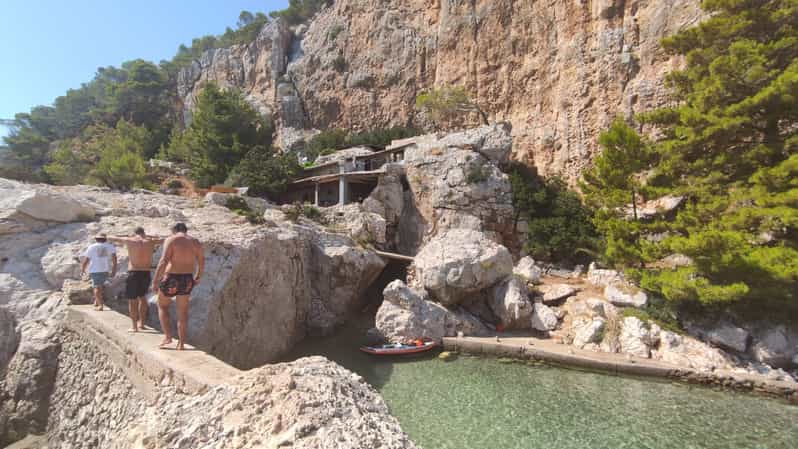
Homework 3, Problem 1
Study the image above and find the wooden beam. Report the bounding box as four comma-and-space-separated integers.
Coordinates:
374, 250, 415, 263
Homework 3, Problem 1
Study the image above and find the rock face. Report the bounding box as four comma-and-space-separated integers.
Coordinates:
573, 317, 606, 348
706, 322, 749, 353
0, 308, 19, 375
376, 280, 488, 343
412, 228, 513, 306
538, 284, 578, 304
177, 1, 704, 183
177, 19, 293, 126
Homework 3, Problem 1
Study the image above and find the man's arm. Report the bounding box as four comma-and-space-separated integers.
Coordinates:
111, 254, 118, 277
81, 258, 89, 276
194, 241, 204, 283
147, 237, 166, 245
152, 238, 173, 290
107, 236, 131, 244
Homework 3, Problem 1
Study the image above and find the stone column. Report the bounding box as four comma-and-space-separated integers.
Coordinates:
314, 183, 320, 206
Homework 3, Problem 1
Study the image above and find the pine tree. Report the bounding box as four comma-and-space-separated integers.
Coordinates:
587, 0, 798, 312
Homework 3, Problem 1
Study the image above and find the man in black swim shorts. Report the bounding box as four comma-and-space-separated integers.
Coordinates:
152, 223, 204, 351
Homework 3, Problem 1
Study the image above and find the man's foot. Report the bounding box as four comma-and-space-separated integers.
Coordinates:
138, 322, 147, 330
97, 306, 104, 311
128, 328, 139, 333
176, 343, 185, 351
158, 338, 173, 349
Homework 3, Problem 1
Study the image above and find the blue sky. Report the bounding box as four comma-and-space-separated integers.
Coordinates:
0, 0, 288, 138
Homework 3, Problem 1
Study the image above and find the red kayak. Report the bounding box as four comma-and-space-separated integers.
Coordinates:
359, 340, 437, 355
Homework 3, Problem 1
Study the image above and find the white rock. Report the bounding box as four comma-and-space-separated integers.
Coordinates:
585, 297, 609, 318
513, 256, 541, 284
654, 330, 734, 372
573, 318, 606, 348
40, 243, 83, 289
538, 284, 577, 304
531, 303, 559, 331
620, 316, 653, 358
2, 189, 96, 224
412, 229, 513, 306
488, 277, 533, 330
376, 280, 489, 343
604, 282, 647, 308
706, 322, 749, 353
586, 262, 622, 287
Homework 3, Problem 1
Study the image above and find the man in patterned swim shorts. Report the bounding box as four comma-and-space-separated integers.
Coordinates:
151, 223, 204, 350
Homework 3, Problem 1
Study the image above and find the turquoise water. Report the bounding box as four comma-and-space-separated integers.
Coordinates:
285, 326, 798, 449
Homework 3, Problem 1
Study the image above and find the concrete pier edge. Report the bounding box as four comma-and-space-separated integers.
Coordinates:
443, 336, 798, 404
66, 305, 242, 400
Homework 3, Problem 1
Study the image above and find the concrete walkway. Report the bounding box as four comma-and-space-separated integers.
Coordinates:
443, 335, 798, 403
67, 305, 241, 399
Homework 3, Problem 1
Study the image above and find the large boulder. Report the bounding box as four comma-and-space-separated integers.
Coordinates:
0, 186, 95, 232
530, 302, 559, 331
604, 282, 648, 308
488, 277, 533, 330
412, 229, 513, 306
376, 280, 489, 344
401, 126, 515, 245
323, 204, 387, 246
706, 322, 749, 353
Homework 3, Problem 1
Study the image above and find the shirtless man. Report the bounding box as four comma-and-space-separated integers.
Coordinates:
109, 227, 164, 332
151, 222, 204, 350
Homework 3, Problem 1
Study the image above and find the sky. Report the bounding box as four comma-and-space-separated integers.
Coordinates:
0, 0, 289, 138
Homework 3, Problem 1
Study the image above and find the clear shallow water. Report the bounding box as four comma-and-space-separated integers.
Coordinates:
284, 326, 798, 449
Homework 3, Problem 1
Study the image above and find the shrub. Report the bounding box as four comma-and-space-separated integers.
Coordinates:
508, 162, 599, 264
332, 55, 347, 72
328, 24, 344, 41
224, 196, 264, 225
465, 163, 488, 184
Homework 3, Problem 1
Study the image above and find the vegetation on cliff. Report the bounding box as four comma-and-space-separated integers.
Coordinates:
585, 0, 798, 313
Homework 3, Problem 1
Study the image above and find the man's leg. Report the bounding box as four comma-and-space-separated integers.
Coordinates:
138, 297, 148, 329
96, 286, 104, 311
175, 295, 189, 351
93, 287, 101, 308
157, 293, 173, 347
128, 300, 139, 332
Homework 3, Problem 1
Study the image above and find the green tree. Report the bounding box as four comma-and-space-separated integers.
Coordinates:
269, 0, 329, 25
588, 0, 798, 311
581, 118, 655, 267
415, 86, 488, 127
169, 82, 271, 187
232, 148, 302, 197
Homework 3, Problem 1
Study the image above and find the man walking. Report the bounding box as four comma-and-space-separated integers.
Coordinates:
81, 233, 117, 311
151, 223, 203, 350
109, 227, 164, 332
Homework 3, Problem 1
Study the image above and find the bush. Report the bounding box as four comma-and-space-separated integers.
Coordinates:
508, 163, 599, 264
328, 24, 344, 41
224, 196, 264, 225
234, 149, 301, 197
332, 55, 347, 72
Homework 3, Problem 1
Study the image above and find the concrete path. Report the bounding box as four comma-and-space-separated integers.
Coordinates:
444, 335, 798, 403
67, 305, 241, 399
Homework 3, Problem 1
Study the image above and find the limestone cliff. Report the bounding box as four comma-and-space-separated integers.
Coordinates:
177, 0, 703, 181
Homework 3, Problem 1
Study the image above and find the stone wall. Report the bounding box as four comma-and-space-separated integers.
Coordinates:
46, 330, 147, 449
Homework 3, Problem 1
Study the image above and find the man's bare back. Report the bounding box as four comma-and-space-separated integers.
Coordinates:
162, 234, 202, 275
125, 238, 159, 271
